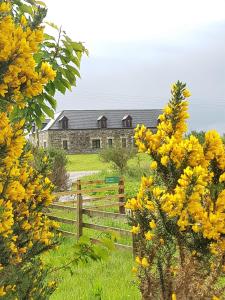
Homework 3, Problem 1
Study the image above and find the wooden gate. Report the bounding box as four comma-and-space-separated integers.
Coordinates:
47, 177, 132, 251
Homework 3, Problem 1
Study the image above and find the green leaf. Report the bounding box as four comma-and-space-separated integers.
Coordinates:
71, 42, 84, 52
44, 82, 55, 96
54, 79, 66, 94
44, 42, 56, 48
71, 56, 80, 68
45, 21, 59, 30
43, 93, 57, 110
35, 0, 46, 6
64, 69, 76, 85
67, 65, 80, 78
44, 33, 55, 41
20, 3, 33, 14
40, 104, 54, 118
61, 78, 72, 91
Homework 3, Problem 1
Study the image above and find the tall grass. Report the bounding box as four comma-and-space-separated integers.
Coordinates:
46, 238, 140, 300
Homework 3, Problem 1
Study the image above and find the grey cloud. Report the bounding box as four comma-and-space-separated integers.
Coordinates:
56, 21, 225, 133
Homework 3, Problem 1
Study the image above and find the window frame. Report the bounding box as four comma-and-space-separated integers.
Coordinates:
122, 115, 132, 128
92, 139, 101, 149
107, 138, 113, 148
97, 116, 107, 129
59, 116, 69, 130
62, 140, 68, 150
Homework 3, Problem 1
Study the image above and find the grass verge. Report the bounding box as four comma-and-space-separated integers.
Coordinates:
46, 237, 140, 300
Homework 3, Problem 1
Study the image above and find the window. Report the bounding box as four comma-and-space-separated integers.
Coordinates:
43, 141, 47, 148
97, 116, 107, 128
122, 115, 132, 128
62, 140, 68, 150
59, 116, 69, 130
108, 138, 113, 147
121, 138, 127, 148
62, 119, 68, 129
92, 139, 101, 149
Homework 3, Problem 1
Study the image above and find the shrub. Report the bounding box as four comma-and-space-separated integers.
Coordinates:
0, 114, 59, 298
126, 81, 225, 299
32, 146, 69, 192
99, 145, 137, 174
187, 130, 206, 144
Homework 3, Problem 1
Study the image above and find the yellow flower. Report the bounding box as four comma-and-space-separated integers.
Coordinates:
149, 220, 156, 229
0, 286, 6, 297
152, 187, 163, 198
21, 15, 27, 26
182, 89, 191, 98
44, 177, 51, 185
135, 256, 142, 265
171, 293, 177, 300
0, 2, 11, 13
219, 173, 225, 183
145, 231, 154, 241
150, 161, 157, 170
131, 224, 140, 234
132, 267, 137, 273
42, 156, 48, 163
161, 155, 169, 166
212, 296, 220, 300
141, 257, 149, 268
41, 62, 56, 81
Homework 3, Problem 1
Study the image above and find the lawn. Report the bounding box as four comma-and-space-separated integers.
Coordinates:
49, 152, 152, 299
66, 152, 151, 172
46, 238, 140, 300
67, 154, 110, 171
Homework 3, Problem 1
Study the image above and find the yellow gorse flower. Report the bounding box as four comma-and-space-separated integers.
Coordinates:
0, 10, 56, 110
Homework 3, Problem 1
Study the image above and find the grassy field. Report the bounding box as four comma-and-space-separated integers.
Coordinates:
67, 154, 110, 171
46, 238, 140, 300
47, 152, 152, 299
66, 153, 151, 172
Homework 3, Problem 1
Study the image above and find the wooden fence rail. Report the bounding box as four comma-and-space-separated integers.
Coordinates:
47, 177, 133, 251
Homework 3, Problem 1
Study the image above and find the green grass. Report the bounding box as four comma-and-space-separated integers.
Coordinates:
66, 153, 151, 172
46, 238, 140, 300
49, 152, 151, 299
66, 154, 110, 171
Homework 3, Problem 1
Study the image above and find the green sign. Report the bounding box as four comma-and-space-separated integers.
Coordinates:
105, 176, 120, 184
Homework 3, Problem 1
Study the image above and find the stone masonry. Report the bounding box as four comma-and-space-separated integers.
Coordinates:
36, 128, 136, 153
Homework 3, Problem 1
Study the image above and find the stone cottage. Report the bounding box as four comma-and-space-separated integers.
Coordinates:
30, 109, 162, 153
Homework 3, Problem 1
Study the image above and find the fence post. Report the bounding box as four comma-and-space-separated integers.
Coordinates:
76, 179, 83, 240
118, 177, 125, 214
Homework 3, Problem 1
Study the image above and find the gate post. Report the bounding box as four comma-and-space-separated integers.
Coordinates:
118, 177, 125, 214
76, 179, 83, 240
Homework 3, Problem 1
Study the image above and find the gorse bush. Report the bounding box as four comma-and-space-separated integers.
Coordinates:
126, 81, 225, 299
0, 0, 85, 298
0, 114, 60, 298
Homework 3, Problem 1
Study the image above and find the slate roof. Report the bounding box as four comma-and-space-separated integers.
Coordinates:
42, 109, 162, 131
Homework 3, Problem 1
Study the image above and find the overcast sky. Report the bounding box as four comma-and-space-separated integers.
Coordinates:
45, 0, 225, 133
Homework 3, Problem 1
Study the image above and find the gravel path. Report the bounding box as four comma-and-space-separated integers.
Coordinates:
58, 170, 100, 202
68, 170, 100, 183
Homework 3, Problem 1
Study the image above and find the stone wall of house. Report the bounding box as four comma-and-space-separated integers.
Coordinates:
29, 131, 49, 148
38, 128, 138, 153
